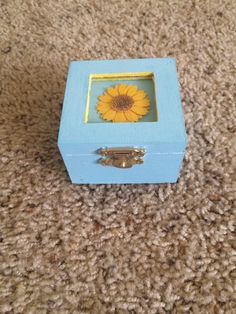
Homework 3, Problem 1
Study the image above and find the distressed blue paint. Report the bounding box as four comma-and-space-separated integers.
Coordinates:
58, 58, 187, 184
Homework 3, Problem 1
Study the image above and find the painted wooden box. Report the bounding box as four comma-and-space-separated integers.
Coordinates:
58, 58, 187, 184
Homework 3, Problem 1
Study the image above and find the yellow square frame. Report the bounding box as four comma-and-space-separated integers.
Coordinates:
84, 72, 157, 123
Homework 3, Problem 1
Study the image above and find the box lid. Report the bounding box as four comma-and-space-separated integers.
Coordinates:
58, 58, 187, 154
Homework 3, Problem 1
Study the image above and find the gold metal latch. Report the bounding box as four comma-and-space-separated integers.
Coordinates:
98, 147, 145, 169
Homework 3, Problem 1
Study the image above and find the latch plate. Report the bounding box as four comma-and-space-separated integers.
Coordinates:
98, 147, 145, 168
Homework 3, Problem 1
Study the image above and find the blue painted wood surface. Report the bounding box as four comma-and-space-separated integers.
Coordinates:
58, 58, 187, 184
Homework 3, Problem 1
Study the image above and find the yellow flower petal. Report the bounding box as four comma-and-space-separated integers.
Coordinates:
106, 86, 119, 97
132, 106, 148, 115
99, 94, 113, 103
118, 84, 128, 95
124, 110, 139, 122
103, 109, 117, 121
97, 102, 111, 113
133, 91, 146, 101
113, 111, 127, 122
134, 98, 150, 107
98, 101, 111, 107
126, 85, 138, 96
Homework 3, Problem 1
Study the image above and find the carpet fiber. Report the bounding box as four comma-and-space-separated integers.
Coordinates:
1, 0, 236, 313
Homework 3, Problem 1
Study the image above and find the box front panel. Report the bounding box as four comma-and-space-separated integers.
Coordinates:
62, 152, 184, 184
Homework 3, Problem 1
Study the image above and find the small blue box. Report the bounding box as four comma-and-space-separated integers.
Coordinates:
58, 58, 187, 184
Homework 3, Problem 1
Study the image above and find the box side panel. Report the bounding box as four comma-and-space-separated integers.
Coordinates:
62, 153, 185, 184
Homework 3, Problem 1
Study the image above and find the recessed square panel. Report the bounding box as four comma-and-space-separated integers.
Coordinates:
85, 72, 158, 123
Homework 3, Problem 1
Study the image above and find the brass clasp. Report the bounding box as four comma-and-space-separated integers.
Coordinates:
98, 147, 145, 169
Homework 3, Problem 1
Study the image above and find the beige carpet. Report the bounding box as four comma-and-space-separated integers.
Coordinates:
1, 0, 236, 313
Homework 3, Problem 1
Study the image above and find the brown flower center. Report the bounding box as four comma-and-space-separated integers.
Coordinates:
111, 95, 133, 111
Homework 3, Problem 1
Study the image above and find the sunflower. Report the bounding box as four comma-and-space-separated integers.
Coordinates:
96, 84, 150, 122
